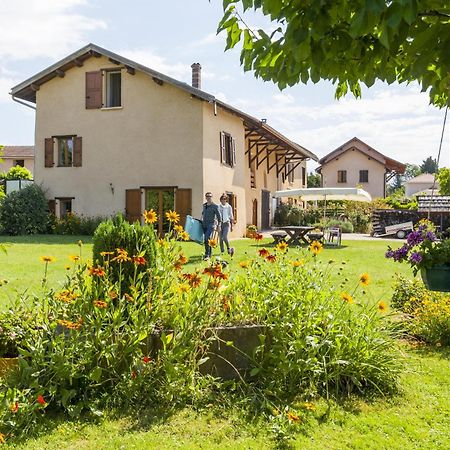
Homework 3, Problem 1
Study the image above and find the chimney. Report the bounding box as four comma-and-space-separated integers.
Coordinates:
191, 63, 202, 89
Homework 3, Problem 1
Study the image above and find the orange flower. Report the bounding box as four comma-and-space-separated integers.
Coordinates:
340, 292, 353, 304
10, 401, 19, 413
133, 255, 147, 266
37, 394, 46, 405
88, 266, 106, 277
258, 248, 269, 257
254, 233, 263, 241
112, 248, 131, 263
183, 272, 202, 288
131, 370, 137, 379
178, 254, 188, 265
93, 300, 108, 309
55, 290, 78, 303
360, 273, 370, 286
266, 254, 276, 263
143, 356, 151, 364
143, 209, 158, 224
208, 238, 217, 248
378, 300, 388, 312
286, 411, 300, 423
124, 293, 134, 302
108, 291, 118, 299
222, 296, 231, 312
165, 210, 180, 223
100, 251, 114, 257
40, 256, 55, 263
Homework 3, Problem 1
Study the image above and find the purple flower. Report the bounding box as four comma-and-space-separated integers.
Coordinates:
409, 252, 423, 265
407, 231, 424, 246
392, 245, 409, 262
385, 250, 394, 259
425, 231, 436, 242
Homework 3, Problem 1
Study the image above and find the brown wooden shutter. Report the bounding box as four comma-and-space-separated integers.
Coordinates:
231, 137, 236, 167
125, 189, 141, 223
175, 188, 192, 228
73, 137, 82, 167
220, 132, 226, 164
44, 138, 54, 167
86, 71, 103, 109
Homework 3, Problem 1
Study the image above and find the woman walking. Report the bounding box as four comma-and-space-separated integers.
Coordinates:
218, 194, 235, 256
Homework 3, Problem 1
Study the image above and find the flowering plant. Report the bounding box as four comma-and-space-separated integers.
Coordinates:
386, 220, 450, 275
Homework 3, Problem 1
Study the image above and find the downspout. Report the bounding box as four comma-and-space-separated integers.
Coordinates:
11, 95, 36, 110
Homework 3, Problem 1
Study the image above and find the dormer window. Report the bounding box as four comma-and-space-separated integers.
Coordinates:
86, 69, 122, 109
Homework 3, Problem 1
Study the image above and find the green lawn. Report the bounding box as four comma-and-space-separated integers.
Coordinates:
1, 234, 448, 449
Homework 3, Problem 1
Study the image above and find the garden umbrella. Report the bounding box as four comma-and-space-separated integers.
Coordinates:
273, 187, 372, 221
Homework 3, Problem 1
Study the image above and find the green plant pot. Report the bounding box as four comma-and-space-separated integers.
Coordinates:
0, 357, 19, 378
421, 265, 450, 292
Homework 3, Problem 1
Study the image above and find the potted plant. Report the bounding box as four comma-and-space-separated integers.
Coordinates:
0, 314, 21, 377
245, 224, 258, 239
386, 220, 450, 292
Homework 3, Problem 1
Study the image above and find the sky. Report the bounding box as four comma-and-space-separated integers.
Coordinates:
0, 0, 449, 170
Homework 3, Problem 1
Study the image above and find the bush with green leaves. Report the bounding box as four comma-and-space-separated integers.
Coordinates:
53, 213, 104, 235
321, 219, 354, 233
0, 184, 49, 235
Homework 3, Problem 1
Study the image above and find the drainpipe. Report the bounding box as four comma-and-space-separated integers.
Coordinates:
11, 95, 36, 110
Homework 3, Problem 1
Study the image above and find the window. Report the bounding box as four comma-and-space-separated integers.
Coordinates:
58, 137, 74, 167
86, 70, 122, 109
359, 170, 369, 183
287, 163, 295, 183
226, 192, 237, 222
56, 198, 73, 218
337, 170, 347, 183
302, 167, 306, 186
45, 136, 82, 168
14, 160, 24, 167
105, 71, 121, 107
220, 132, 236, 167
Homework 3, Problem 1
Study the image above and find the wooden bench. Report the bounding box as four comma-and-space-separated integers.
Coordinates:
307, 232, 324, 243
271, 231, 287, 244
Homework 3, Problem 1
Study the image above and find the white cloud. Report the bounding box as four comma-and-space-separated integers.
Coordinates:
0, 0, 106, 60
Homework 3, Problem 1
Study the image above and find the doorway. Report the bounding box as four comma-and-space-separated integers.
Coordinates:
261, 190, 270, 230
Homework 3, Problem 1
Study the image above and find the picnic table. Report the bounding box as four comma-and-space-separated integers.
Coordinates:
277, 226, 315, 246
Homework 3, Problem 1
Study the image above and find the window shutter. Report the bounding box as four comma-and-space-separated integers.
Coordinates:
220, 132, 226, 164
86, 71, 103, 109
44, 138, 54, 167
73, 137, 82, 167
231, 137, 236, 167
232, 194, 237, 222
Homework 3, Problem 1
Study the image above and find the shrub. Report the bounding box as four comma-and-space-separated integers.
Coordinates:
92, 215, 157, 293
391, 275, 450, 345
0, 184, 49, 235
53, 213, 104, 235
0, 166, 33, 181
322, 219, 354, 233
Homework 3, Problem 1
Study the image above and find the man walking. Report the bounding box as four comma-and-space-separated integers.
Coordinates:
218, 194, 235, 256
201, 192, 221, 260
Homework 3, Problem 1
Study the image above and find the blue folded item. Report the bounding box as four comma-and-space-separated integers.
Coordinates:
185, 215, 204, 244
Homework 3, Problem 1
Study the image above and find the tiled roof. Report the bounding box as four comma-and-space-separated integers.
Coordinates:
1, 146, 34, 158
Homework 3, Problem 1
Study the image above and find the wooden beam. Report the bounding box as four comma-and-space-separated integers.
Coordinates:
126, 66, 135, 75
284, 161, 301, 179
89, 50, 101, 58
74, 58, 83, 67
109, 58, 120, 65
55, 69, 65, 78
249, 143, 268, 166
152, 77, 164, 86
30, 83, 40, 91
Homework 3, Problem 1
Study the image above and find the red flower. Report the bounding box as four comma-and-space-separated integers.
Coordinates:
258, 248, 269, 257
37, 394, 46, 405
143, 356, 151, 364
133, 256, 147, 266
88, 266, 106, 277
131, 370, 137, 379
266, 254, 277, 263
10, 401, 19, 413
254, 233, 263, 241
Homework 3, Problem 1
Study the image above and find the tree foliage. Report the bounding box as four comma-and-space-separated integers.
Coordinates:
404, 163, 422, 180
437, 167, 450, 194
307, 171, 321, 187
218, 0, 450, 106
0, 165, 33, 180
420, 156, 438, 173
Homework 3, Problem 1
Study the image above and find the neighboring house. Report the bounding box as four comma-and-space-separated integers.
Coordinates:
316, 137, 406, 199
10, 43, 317, 235
0, 146, 34, 176
405, 173, 440, 198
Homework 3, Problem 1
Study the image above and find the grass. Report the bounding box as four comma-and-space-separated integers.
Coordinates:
1, 234, 448, 449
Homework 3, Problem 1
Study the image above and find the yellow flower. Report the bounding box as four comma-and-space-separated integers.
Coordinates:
208, 238, 217, 248
309, 241, 323, 255
64, 265, 71, 271
165, 210, 180, 223
40, 256, 55, 263
340, 292, 353, 304
276, 241, 288, 252
157, 238, 167, 247
0, 432, 5, 443
360, 273, 370, 286
291, 259, 304, 267
178, 283, 191, 293
286, 411, 301, 423
69, 254, 79, 262
239, 260, 250, 268
174, 224, 184, 233
112, 248, 131, 263
378, 301, 388, 312
180, 231, 190, 241
303, 402, 316, 411
143, 209, 158, 224
93, 300, 108, 309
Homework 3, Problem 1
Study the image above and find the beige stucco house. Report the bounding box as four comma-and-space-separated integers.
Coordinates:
10, 44, 317, 236
405, 173, 440, 198
0, 146, 34, 175
316, 137, 405, 199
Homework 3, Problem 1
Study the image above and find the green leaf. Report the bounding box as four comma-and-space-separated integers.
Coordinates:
349, 8, 368, 38
90, 367, 102, 382
250, 367, 260, 376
